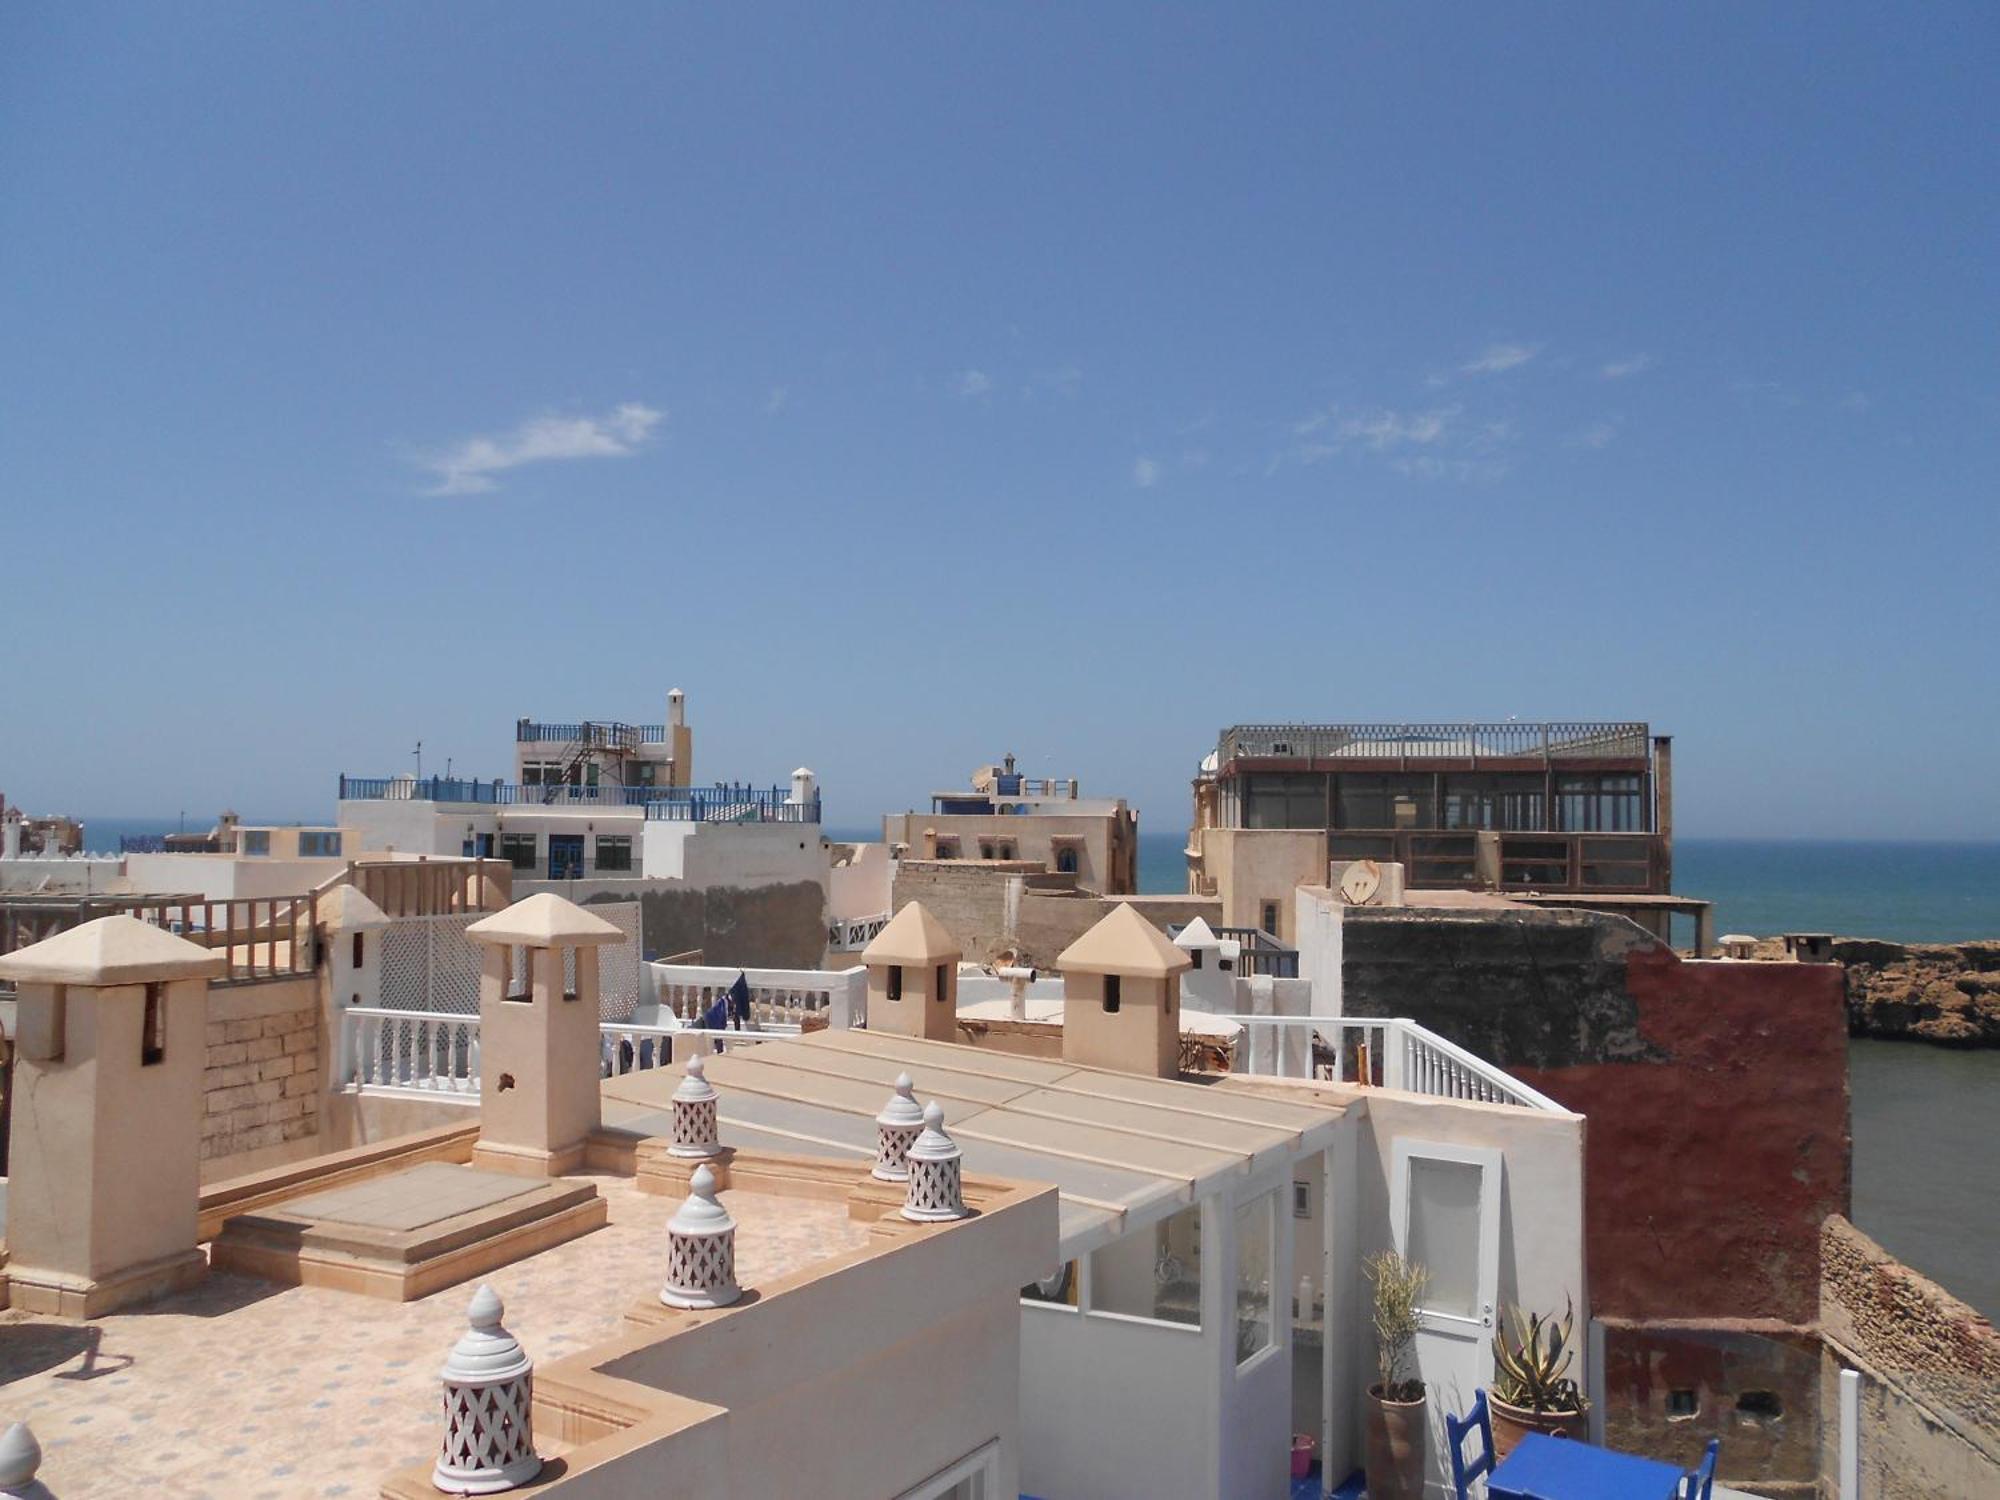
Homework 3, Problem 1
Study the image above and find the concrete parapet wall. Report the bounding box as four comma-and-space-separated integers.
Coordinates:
201, 975, 321, 1165
1819, 1215, 2000, 1497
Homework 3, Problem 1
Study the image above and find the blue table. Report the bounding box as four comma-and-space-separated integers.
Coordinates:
1488, 1432, 1685, 1500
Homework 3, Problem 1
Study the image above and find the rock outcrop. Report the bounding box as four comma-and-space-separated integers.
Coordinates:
1747, 937, 2000, 1046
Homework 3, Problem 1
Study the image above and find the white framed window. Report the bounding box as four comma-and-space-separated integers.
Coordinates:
1089, 1201, 1202, 1330
1235, 1187, 1277, 1367
897, 1438, 1000, 1500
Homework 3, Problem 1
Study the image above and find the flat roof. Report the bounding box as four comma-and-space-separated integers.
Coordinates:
602, 1030, 1344, 1260
0, 1174, 870, 1496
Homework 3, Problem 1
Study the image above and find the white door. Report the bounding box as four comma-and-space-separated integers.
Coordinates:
1391, 1139, 1502, 1496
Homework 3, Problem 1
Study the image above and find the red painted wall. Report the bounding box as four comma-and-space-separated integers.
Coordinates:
1511, 949, 1850, 1324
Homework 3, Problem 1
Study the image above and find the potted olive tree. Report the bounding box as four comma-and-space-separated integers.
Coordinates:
1363, 1251, 1427, 1500
1490, 1297, 1590, 1457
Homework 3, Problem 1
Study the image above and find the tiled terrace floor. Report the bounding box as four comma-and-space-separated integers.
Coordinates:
0, 1173, 871, 1499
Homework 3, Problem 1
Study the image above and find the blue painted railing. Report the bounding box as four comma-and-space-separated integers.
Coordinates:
514, 720, 668, 746
336, 776, 817, 823
641, 788, 819, 823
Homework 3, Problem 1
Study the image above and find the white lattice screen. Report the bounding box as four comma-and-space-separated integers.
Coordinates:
379, 903, 640, 1019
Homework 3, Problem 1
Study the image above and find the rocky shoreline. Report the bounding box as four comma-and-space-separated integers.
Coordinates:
1746, 937, 2000, 1046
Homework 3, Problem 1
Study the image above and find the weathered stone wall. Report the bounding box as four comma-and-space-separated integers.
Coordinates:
892, 861, 1079, 964
522, 876, 829, 971
1341, 905, 1849, 1322
1597, 1318, 1823, 1494
1338, 903, 1850, 1491
202, 976, 321, 1162
1819, 1215, 2000, 1498
891, 860, 1219, 968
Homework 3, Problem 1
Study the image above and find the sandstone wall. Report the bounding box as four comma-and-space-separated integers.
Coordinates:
891, 860, 1219, 968
523, 877, 828, 971
202, 976, 321, 1163
1819, 1215, 2000, 1498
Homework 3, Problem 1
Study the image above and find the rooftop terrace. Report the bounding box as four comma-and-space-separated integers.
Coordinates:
336, 776, 819, 821
1216, 720, 1652, 764
0, 1172, 871, 1497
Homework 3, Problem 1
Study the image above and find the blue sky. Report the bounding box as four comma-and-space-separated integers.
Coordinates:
2, 4, 1996, 840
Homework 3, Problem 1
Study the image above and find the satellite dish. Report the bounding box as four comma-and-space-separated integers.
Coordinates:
1339, 860, 1382, 906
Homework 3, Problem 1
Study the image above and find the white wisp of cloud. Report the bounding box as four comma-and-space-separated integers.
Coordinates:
419, 402, 663, 496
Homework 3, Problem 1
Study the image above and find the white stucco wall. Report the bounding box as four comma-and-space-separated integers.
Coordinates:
641, 821, 829, 892
1349, 1090, 1589, 1470
1020, 1295, 1217, 1499
0, 857, 124, 894
826, 840, 893, 920
119, 853, 348, 900
1293, 885, 1345, 1014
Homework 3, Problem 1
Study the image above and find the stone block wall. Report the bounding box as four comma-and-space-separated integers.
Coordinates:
1597, 1317, 1822, 1494
521, 877, 828, 971
202, 976, 321, 1162
892, 860, 1221, 968
1820, 1216, 2000, 1498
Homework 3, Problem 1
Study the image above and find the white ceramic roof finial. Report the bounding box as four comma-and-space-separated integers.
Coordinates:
0, 1423, 41, 1492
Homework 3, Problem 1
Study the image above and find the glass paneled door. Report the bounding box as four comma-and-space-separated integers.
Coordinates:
547, 834, 585, 880
1391, 1139, 1501, 1496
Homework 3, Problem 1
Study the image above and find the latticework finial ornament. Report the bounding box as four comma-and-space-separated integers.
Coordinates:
872, 1071, 925, 1182
901, 1100, 969, 1223
433, 1285, 540, 1495
669, 1051, 720, 1159
660, 1162, 742, 1309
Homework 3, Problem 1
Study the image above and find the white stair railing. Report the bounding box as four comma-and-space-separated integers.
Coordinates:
1217, 1014, 1565, 1113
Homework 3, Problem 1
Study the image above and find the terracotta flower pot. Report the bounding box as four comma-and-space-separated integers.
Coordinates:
1489, 1393, 1591, 1461
1364, 1383, 1426, 1500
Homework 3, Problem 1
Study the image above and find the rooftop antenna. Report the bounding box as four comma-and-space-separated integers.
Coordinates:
414, 740, 423, 780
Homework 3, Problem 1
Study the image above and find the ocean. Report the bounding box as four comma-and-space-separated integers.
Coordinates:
85, 818, 2000, 943
1139, 830, 2000, 943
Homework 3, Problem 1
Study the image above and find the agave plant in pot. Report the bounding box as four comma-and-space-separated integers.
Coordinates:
1490, 1296, 1590, 1458
1362, 1251, 1428, 1500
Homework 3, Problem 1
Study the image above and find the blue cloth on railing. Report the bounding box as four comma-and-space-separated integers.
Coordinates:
701, 995, 729, 1031
727, 972, 752, 1029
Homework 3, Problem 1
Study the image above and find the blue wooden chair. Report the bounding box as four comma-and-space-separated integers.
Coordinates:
1446, 1388, 1496, 1499
1678, 1438, 1720, 1500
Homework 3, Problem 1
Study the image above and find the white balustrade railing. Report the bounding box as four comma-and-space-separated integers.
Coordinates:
646, 962, 866, 1031
343, 1007, 483, 1094
1218, 1014, 1565, 1113
599, 1021, 801, 1078
338, 1009, 803, 1096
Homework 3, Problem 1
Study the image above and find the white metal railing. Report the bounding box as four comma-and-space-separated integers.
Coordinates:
1219, 1014, 1565, 1113
648, 962, 867, 1031
338, 1007, 802, 1096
